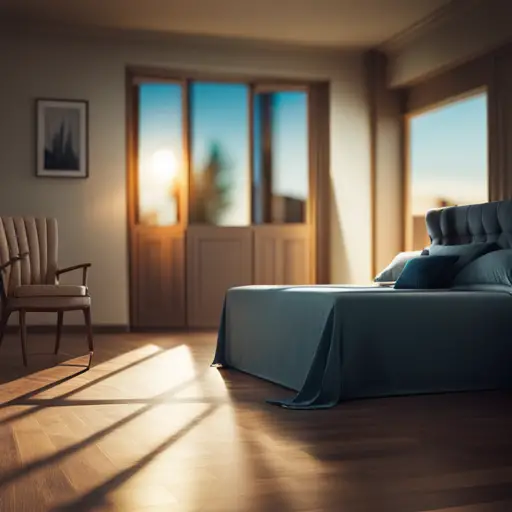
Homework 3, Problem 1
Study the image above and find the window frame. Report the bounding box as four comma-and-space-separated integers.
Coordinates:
251, 86, 311, 225
128, 67, 314, 228
403, 86, 489, 250
133, 78, 188, 228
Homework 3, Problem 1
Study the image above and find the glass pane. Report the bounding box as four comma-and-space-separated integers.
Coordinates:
409, 93, 488, 249
137, 83, 183, 226
253, 91, 309, 224
189, 82, 250, 225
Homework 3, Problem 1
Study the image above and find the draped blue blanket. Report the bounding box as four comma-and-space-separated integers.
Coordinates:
212, 285, 512, 409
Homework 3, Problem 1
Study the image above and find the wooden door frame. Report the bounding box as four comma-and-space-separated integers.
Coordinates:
126, 71, 189, 328
126, 67, 331, 328
126, 69, 138, 327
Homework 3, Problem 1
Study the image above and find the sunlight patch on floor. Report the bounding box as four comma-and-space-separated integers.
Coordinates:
50, 344, 194, 401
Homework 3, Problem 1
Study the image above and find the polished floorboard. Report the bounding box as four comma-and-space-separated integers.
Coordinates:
0, 330, 511, 511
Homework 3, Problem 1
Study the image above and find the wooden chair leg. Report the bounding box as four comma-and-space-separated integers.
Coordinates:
55, 311, 64, 354
83, 308, 94, 352
19, 309, 28, 367
0, 308, 11, 349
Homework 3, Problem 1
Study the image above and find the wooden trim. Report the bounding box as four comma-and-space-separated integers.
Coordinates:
126, 65, 322, 87
181, 79, 190, 226
365, 51, 378, 279
131, 76, 184, 86
183, 79, 191, 326
487, 53, 500, 202
126, 70, 138, 327
253, 84, 309, 93
399, 92, 407, 253
186, 78, 194, 225
308, 82, 330, 284
406, 85, 488, 117
403, 113, 413, 251
129, 326, 215, 333
260, 93, 272, 223
305, 86, 312, 230
5, 324, 129, 334
307, 85, 316, 283
248, 84, 255, 226
5, 306, 91, 313
319, 85, 330, 285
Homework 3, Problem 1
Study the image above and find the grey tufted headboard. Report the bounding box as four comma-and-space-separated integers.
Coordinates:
426, 200, 512, 248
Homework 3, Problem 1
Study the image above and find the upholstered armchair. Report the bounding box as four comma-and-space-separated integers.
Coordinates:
0, 217, 93, 366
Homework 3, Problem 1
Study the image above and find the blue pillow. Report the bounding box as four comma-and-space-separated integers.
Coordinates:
394, 255, 460, 289
428, 242, 500, 273
454, 249, 512, 286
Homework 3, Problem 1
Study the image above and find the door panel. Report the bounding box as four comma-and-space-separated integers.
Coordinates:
128, 77, 188, 329
134, 228, 185, 328
187, 226, 253, 328
254, 225, 311, 285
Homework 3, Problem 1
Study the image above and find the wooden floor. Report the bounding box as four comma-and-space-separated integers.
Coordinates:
0, 331, 511, 512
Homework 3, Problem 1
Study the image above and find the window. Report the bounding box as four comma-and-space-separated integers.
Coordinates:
134, 78, 311, 227
253, 91, 309, 224
189, 83, 250, 226
137, 83, 184, 226
408, 92, 488, 249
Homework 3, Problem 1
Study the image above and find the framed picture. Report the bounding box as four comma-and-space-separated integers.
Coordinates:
36, 99, 88, 178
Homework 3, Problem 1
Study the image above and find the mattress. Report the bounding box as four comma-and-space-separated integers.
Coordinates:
212, 285, 512, 409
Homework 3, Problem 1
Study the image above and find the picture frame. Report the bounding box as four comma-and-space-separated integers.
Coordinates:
36, 98, 89, 178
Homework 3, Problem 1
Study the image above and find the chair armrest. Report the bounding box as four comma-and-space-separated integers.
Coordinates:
56, 263, 91, 286
0, 252, 29, 272
0, 253, 28, 302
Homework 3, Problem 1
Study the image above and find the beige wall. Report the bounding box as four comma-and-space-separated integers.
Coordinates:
366, 51, 404, 276
405, 55, 491, 114
0, 24, 372, 325
387, 0, 512, 87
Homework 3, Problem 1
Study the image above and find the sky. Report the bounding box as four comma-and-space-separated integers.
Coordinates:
190, 82, 250, 225
410, 92, 488, 215
138, 82, 308, 226
138, 83, 183, 225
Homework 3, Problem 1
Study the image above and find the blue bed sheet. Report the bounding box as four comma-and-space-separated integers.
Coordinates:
212, 285, 512, 409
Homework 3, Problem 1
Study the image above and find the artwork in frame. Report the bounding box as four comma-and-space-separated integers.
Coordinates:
36, 99, 88, 178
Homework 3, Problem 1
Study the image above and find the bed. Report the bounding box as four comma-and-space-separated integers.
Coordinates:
212, 200, 512, 409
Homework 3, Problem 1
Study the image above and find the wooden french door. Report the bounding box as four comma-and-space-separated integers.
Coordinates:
127, 70, 327, 329
127, 76, 188, 328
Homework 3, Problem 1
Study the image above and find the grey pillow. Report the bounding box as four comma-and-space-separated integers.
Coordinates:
454, 249, 512, 286
374, 251, 424, 282
428, 242, 500, 273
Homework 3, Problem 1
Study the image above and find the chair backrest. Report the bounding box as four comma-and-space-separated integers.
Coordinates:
0, 217, 58, 295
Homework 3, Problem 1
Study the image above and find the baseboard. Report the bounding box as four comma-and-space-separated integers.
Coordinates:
129, 327, 216, 333
5, 324, 129, 334
5, 325, 216, 334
